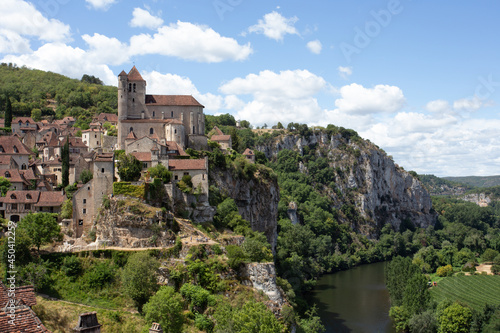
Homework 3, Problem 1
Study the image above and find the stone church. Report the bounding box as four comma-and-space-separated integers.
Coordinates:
117, 67, 207, 150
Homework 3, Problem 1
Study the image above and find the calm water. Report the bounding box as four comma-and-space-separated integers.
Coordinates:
308, 261, 396, 333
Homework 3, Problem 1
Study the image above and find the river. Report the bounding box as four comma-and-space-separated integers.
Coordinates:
308, 261, 396, 333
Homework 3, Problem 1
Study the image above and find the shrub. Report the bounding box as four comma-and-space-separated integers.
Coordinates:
83, 261, 115, 289
462, 261, 477, 273
180, 283, 215, 312
61, 256, 82, 278
436, 264, 454, 277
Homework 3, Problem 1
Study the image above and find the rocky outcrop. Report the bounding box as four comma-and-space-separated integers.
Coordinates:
257, 132, 437, 236
95, 196, 176, 247
210, 167, 279, 251
241, 262, 286, 314
461, 193, 492, 207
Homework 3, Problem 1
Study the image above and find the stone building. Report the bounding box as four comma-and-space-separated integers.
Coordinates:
72, 153, 114, 238
0, 135, 33, 170
117, 67, 207, 150
210, 126, 232, 150
82, 128, 103, 150
168, 158, 209, 195
0, 190, 65, 222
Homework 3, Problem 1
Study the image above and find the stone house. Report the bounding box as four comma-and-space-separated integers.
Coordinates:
168, 158, 209, 194
0, 190, 65, 222
0, 169, 31, 190
96, 112, 118, 126
40, 154, 90, 185
0, 155, 18, 170
72, 153, 114, 238
210, 126, 232, 150
82, 128, 103, 149
11, 117, 38, 135
0, 135, 33, 170
243, 148, 256, 163
117, 67, 207, 150
43, 136, 88, 161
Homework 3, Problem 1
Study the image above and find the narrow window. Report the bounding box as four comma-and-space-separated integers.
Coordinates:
150, 128, 154, 135
83, 199, 86, 204
133, 83, 136, 92
152, 111, 155, 117
130, 127, 133, 133
128, 83, 132, 92
171, 111, 173, 117
83, 208, 86, 214
101, 168, 105, 173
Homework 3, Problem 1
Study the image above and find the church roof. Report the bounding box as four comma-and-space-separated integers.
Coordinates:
119, 70, 127, 77
145, 95, 204, 107
126, 131, 137, 140
127, 66, 145, 82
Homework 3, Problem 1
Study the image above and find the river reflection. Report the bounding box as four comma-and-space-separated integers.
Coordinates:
307, 261, 396, 333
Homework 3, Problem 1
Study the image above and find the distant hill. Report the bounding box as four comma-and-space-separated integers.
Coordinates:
443, 175, 500, 188
418, 174, 471, 196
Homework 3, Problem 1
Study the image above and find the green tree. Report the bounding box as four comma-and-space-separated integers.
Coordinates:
389, 306, 410, 332
60, 199, 73, 219
0, 176, 11, 196
117, 153, 142, 181
213, 300, 285, 333
439, 302, 473, 333
79, 169, 93, 184
4, 94, 12, 128
147, 164, 172, 183
385, 256, 420, 306
143, 286, 184, 333
61, 137, 70, 187
18, 213, 62, 251
121, 251, 160, 312
298, 305, 325, 333
409, 310, 438, 333
31, 108, 42, 121
0, 227, 32, 275
402, 272, 430, 316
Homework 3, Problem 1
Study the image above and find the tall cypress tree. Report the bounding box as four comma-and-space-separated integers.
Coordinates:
61, 137, 70, 187
4, 95, 12, 129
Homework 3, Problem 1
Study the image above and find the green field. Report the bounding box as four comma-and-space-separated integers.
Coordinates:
430, 275, 500, 310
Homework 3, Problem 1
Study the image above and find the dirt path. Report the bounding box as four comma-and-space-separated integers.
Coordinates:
476, 263, 493, 275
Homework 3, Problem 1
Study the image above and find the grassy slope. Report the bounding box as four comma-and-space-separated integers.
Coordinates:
444, 176, 500, 188
430, 275, 500, 310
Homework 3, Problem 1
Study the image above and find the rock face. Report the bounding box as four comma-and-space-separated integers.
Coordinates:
257, 132, 437, 235
96, 196, 175, 247
210, 167, 279, 250
241, 263, 286, 311
461, 193, 492, 207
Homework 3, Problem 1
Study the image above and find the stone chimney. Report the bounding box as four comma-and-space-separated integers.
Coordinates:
73, 312, 101, 333
149, 322, 163, 333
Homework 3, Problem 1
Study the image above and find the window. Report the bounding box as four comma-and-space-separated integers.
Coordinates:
25, 204, 31, 210
88, 186, 90, 190
0, 145, 3, 152
132, 98, 135, 103
202, 174, 205, 180
79, 220, 83, 226
152, 111, 155, 117
130, 127, 133, 133
13, 146, 18, 153
174, 129, 177, 134
133, 83, 136, 92
26, 194, 32, 199
193, 126, 195, 134
101, 168, 105, 173
184, 172, 189, 176
128, 83, 132, 92
83, 208, 86, 214
174, 175, 178, 180
4, 171, 10, 178
143, 162, 148, 169
95, 135, 97, 138
12, 203, 17, 210
171, 111, 174, 117
21, 164, 27, 170
150, 128, 154, 135
83, 199, 86, 204
10, 194, 16, 199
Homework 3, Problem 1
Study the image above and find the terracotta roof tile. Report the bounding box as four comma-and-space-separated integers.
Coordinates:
126, 131, 137, 140
97, 113, 118, 123
131, 152, 151, 162
127, 66, 145, 82
0, 306, 50, 332
211, 135, 231, 142
2, 191, 40, 204
35, 191, 66, 207
243, 148, 255, 156
1, 169, 26, 183
20, 169, 37, 181
213, 126, 224, 135
145, 95, 204, 107
13, 117, 36, 124
94, 153, 113, 162
169, 159, 206, 171
0, 136, 33, 155
0, 155, 14, 165
0, 283, 37, 308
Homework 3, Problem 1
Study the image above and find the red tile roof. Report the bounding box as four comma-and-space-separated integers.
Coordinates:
1, 169, 26, 184
0, 136, 33, 155
0, 306, 50, 332
127, 66, 145, 81
20, 169, 37, 181
169, 159, 206, 171
94, 153, 113, 162
0, 155, 14, 166
35, 191, 66, 207
243, 148, 255, 156
211, 135, 231, 142
126, 131, 137, 140
14, 117, 36, 124
131, 152, 151, 162
2, 191, 40, 204
0, 283, 37, 308
145, 95, 204, 107
213, 126, 224, 136
97, 113, 118, 123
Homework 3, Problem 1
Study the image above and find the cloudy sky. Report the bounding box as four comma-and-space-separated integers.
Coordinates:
1, 0, 500, 177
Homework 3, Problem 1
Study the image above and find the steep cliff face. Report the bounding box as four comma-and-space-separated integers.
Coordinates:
257, 131, 437, 236
461, 193, 492, 207
210, 167, 279, 250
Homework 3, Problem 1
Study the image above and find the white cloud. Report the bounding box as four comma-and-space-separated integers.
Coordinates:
82, 33, 130, 66
130, 21, 253, 62
85, 0, 117, 11
142, 71, 223, 111
453, 96, 483, 112
334, 83, 405, 115
247, 11, 299, 41
1, 43, 116, 85
338, 66, 352, 79
130, 8, 164, 30
0, 0, 71, 43
307, 40, 322, 54
0, 29, 31, 53
425, 99, 451, 113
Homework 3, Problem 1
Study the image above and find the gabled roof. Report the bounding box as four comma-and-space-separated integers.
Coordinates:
169, 159, 206, 171
213, 126, 224, 136
97, 113, 118, 123
165, 141, 188, 156
0, 282, 37, 308
145, 95, 204, 107
0, 136, 33, 155
127, 66, 146, 82
94, 153, 113, 162
211, 135, 231, 142
35, 191, 66, 207
14, 117, 36, 125
0, 306, 50, 333
0, 155, 14, 166
131, 152, 151, 162
126, 131, 137, 140
2, 190, 40, 204
1, 169, 27, 184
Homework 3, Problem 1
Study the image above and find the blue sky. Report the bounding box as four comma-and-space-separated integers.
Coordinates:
1, 0, 500, 177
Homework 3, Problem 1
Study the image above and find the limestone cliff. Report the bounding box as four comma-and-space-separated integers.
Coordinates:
210, 166, 279, 250
256, 130, 437, 236
460, 193, 492, 207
